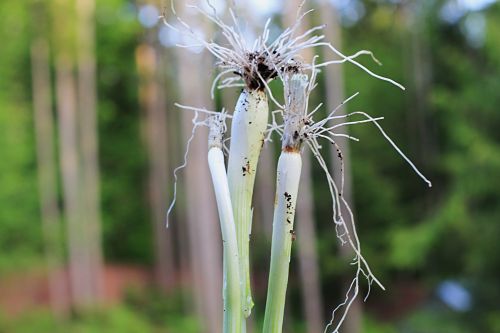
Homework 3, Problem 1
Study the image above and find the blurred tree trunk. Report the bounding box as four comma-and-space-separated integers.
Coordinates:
136, 42, 176, 290
75, 0, 104, 302
162, 48, 190, 308
320, 2, 362, 333
294, 154, 325, 331
283, 2, 325, 332
52, 0, 100, 309
175, 9, 223, 333
31, 34, 69, 318
52, 14, 92, 311
402, 2, 435, 179
166, 93, 191, 307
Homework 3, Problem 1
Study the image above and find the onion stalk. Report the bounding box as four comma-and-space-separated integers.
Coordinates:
227, 88, 268, 317
207, 114, 242, 333
163, 4, 416, 330
263, 73, 309, 333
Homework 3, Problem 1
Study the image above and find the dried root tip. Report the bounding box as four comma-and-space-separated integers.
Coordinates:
238, 51, 279, 90
240, 55, 303, 91
208, 113, 226, 150
282, 73, 309, 152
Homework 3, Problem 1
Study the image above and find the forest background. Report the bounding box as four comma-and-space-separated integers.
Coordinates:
1, 0, 499, 332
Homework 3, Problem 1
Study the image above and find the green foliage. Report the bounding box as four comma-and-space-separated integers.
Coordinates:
96, 0, 151, 264
310, 1, 500, 331
125, 287, 200, 332
401, 306, 473, 333
0, 289, 200, 333
1, 0, 500, 331
363, 315, 397, 333
0, 307, 154, 333
0, 0, 42, 272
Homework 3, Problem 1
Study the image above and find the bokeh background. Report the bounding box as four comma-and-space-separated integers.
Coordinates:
1, 0, 500, 332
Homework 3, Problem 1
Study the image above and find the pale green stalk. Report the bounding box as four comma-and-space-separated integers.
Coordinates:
263, 74, 309, 333
263, 151, 302, 333
208, 116, 242, 333
227, 88, 269, 320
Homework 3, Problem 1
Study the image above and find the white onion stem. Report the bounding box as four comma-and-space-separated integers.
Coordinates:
227, 88, 269, 318
208, 116, 242, 333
